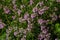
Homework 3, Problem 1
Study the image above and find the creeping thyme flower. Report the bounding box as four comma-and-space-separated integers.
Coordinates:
14, 31, 18, 36
38, 33, 45, 40
0, 22, 5, 29
42, 28, 48, 34
39, 1, 44, 6
32, 7, 38, 13
30, 0, 34, 5
21, 37, 26, 40
43, 6, 49, 10
55, 38, 58, 40
50, 13, 58, 21
17, 9, 21, 16
38, 19, 47, 25
31, 13, 36, 19
3, 7, 10, 14
12, 16, 16, 20
24, 12, 29, 20
38, 19, 44, 25
38, 27, 51, 40
56, 0, 60, 2
38, 8, 45, 15
19, 17, 25, 22
13, 5, 17, 10
40, 25, 46, 30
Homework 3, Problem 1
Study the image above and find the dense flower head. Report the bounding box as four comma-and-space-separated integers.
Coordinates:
40, 25, 46, 30
14, 31, 18, 36
0, 22, 5, 29
43, 6, 49, 10
13, 5, 17, 10
38, 19, 47, 25
12, 15, 16, 20
30, 0, 34, 5
19, 17, 25, 22
39, 1, 44, 6
17, 9, 21, 16
24, 12, 29, 20
31, 13, 36, 18
3, 7, 10, 14
38, 8, 45, 15
32, 7, 38, 13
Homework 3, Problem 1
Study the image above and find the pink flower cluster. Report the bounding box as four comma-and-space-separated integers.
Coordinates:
38, 25, 51, 40
0, 20, 5, 29
38, 19, 47, 25
3, 7, 10, 14
33, 6, 49, 15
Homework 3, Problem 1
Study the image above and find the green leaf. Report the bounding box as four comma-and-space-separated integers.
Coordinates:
26, 32, 34, 40
0, 33, 6, 40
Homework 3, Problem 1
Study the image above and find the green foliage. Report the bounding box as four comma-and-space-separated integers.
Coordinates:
0, 33, 6, 40
26, 32, 34, 40
55, 23, 60, 38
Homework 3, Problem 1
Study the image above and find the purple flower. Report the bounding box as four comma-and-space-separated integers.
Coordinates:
27, 19, 31, 25
13, 5, 17, 10
45, 33, 51, 38
39, 1, 44, 6
55, 38, 58, 40
24, 12, 29, 20
50, 13, 58, 21
42, 29, 48, 34
31, 13, 36, 19
21, 37, 26, 40
0, 22, 5, 29
44, 38, 47, 40
38, 19, 44, 25
40, 26, 46, 30
38, 29, 50, 40
6, 29, 9, 34
12, 16, 16, 20
0, 24, 4, 29
19, 17, 25, 22
38, 9, 45, 15
17, 9, 21, 16
43, 6, 49, 10
3, 7, 10, 14
14, 31, 18, 36
32, 7, 38, 13
38, 33, 45, 40
38, 19, 46, 25
52, 16, 57, 21
30, 0, 34, 5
